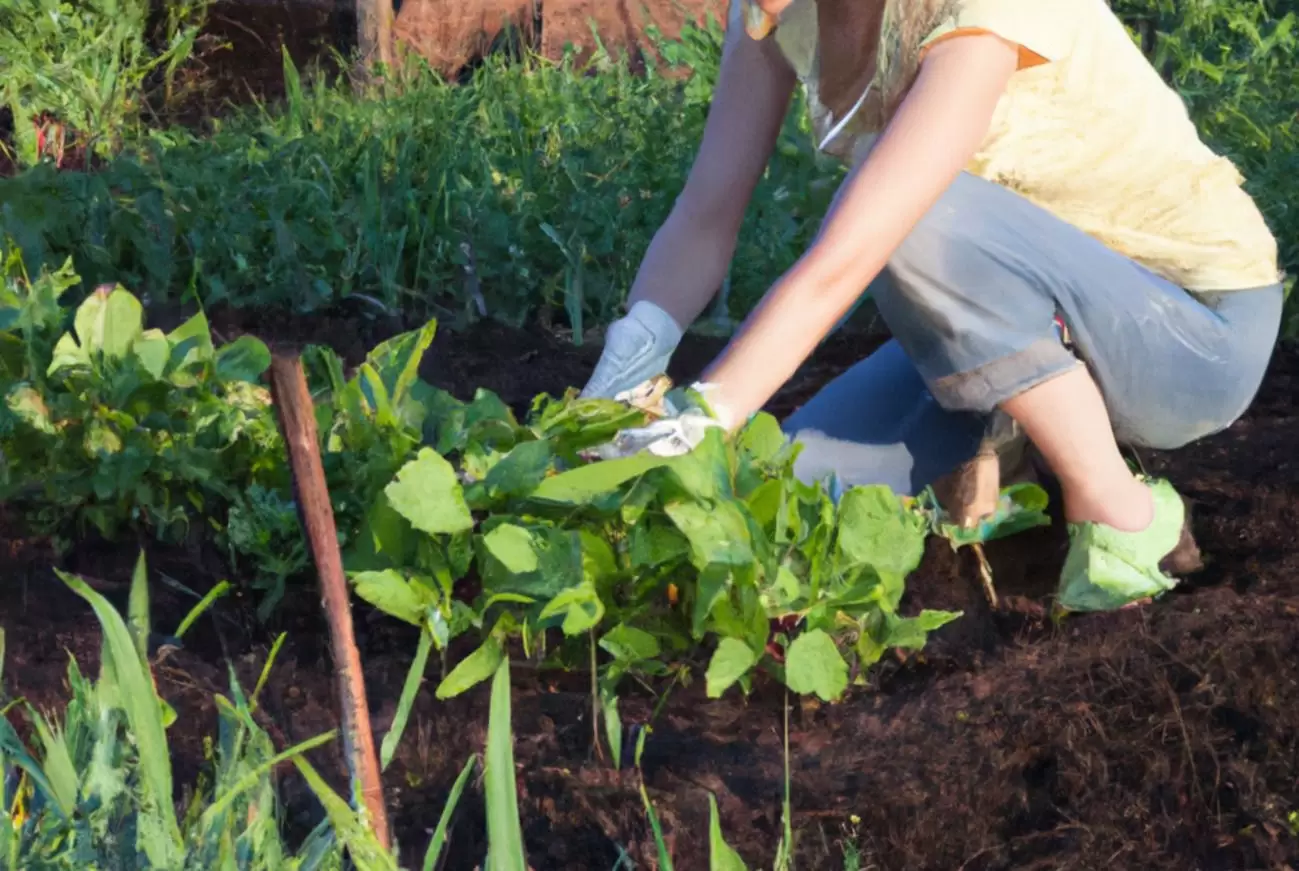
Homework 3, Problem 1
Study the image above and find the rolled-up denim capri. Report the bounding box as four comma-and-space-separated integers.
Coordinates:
784, 172, 1284, 497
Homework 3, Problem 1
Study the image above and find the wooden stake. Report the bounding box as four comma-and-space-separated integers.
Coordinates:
269, 355, 391, 851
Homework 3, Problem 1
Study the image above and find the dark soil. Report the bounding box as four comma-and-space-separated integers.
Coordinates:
4, 314, 1299, 870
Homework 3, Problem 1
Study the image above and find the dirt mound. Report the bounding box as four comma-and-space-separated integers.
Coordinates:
394, 0, 729, 75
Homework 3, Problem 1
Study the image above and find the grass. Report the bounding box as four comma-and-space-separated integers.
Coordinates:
0, 22, 839, 332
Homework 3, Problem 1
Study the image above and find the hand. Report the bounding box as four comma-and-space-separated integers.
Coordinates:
591, 382, 735, 459
580, 301, 684, 399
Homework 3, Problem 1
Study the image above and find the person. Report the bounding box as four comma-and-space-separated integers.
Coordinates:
578, 0, 1284, 612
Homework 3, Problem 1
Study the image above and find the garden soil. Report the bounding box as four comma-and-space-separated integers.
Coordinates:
4, 314, 1299, 870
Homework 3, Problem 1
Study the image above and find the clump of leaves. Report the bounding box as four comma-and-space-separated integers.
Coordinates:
0, 253, 280, 549
0, 551, 387, 869
0, 0, 205, 168
334, 319, 964, 715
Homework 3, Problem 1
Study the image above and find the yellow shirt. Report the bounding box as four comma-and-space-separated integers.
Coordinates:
748, 0, 1283, 293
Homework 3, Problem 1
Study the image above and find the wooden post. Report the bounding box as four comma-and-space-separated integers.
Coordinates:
269, 354, 391, 851
356, 0, 395, 73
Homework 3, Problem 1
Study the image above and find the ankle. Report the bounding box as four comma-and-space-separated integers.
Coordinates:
1063, 477, 1153, 531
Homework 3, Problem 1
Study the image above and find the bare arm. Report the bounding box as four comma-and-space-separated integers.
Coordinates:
625, 11, 797, 329
700, 33, 1021, 422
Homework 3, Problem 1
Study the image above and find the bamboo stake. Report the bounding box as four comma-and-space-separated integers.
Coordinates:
269, 354, 391, 851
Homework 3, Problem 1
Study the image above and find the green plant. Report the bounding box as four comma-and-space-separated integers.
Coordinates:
0, 551, 364, 869
0, 23, 835, 328
0, 254, 281, 548
332, 318, 966, 715
0, 0, 205, 168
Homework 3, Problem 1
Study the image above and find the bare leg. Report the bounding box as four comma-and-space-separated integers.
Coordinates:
1000, 367, 1153, 532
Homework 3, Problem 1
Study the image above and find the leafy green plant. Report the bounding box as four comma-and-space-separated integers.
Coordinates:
0, 255, 281, 548
0, 552, 361, 869
336, 319, 962, 712
0, 0, 205, 168
0, 22, 834, 329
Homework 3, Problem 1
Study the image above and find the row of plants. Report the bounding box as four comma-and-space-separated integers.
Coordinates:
5, 4, 1289, 335
0, 0, 207, 168
1, 254, 931, 866
4, 253, 1002, 704
0, 25, 838, 330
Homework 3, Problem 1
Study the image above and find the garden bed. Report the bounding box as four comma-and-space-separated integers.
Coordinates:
5, 320, 1298, 870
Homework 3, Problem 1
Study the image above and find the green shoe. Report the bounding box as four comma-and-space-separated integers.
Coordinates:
1057, 478, 1199, 612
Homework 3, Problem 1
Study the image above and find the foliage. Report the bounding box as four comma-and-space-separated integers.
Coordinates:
0, 24, 837, 330
0, 552, 366, 869
1, 252, 976, 701
0, 0, 205, 168
325, 320, 963, 708
0, 253, 282, 550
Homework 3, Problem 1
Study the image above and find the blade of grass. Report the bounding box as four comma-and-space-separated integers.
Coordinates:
174, 580, 233, 639
381, 627, 432, 772
774, 689, 793, 871
422, 755, 477, 871
251, 632, 288, 714
485, 657, 526, 871
634, 726, 673, 871
128, 549, 150, 664
202, 730, 338, 822
56, 569, 181, 849
294, 756, 400, 871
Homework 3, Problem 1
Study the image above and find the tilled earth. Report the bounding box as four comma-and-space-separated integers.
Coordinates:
4, 318, 1298, 870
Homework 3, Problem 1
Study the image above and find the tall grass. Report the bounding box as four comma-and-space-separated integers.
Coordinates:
0, 0, 205, 168
1, 5, 1293, 332
0, 22, 838, 330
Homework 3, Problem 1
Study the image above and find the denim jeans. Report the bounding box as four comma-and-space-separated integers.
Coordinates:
784, 172, 1284, 496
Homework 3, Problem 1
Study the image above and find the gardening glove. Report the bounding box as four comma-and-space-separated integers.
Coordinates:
580, 301, 684, 400
592, 382, 734, 459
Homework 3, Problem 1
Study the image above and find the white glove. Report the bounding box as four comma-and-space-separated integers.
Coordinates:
580, 301, 684, 399
591, 383, 734, 460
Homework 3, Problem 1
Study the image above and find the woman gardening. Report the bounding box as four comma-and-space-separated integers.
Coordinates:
579, 0, 1284, 612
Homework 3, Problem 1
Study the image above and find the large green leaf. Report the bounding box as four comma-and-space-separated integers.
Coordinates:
835, 485, 926, 575
132, 329, 170, 381
351, 569, 430, 626
538, 581, 605, 636
435, 637, 505, 699
482, 438, 553, 499
665, 500, 754, 569
214, 335, 272, 383
784, 629, 848, 702
485, 657, 527, 871
705, 638, 758, 699
530, 453, 670, 504
481, 524, 540, 575
599, 624, 661, 663
385, 448, 474, 535
365, 320, 437, 408
75, 286, 143, 360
